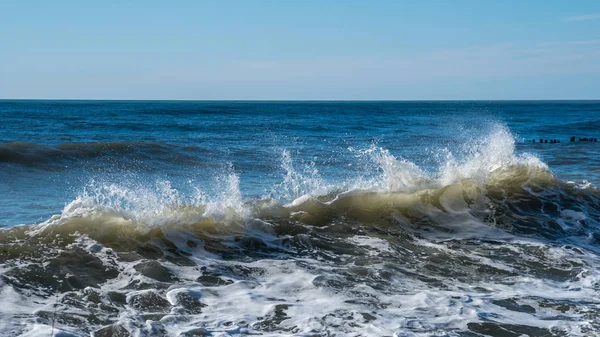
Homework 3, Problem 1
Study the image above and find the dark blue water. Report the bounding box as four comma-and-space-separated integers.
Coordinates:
0, 101, 599, 336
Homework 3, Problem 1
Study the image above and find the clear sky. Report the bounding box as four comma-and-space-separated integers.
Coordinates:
1, 0, 599, 100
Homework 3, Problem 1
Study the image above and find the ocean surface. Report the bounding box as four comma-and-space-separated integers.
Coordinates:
0, 100, 599, 337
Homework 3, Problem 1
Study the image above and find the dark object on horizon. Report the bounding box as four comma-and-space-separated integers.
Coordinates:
572, 137, 598, 142
532, 137, 595, 144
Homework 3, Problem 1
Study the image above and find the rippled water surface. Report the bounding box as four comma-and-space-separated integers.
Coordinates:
0, 101, 599, 336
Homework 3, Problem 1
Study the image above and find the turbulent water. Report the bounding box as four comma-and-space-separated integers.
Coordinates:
1, 101, 600, 337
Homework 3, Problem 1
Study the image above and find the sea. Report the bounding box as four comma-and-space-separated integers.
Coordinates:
0, 100, 599, 337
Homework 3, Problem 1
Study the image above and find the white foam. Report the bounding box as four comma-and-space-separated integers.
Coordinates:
3, 226, 600, 336
349, 235, 394, 255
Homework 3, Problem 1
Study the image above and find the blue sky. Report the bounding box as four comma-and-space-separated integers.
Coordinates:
1, 1, 599, 100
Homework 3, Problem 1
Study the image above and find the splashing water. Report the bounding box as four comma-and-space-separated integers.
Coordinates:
270, 150, 329, 202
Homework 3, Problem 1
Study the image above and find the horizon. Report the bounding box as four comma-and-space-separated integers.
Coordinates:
2, 1, 600, 100
0, 98, 600, 103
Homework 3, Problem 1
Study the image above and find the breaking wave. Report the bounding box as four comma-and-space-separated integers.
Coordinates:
8, 126, 589, 231
8, 124, 597, 244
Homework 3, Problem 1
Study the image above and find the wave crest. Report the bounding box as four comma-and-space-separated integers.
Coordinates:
350, 124, 550, 194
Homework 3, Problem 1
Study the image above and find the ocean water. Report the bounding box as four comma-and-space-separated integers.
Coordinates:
0, 100, 599, 336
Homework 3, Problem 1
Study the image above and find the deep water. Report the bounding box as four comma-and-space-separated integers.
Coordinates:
0, 100, 599, 336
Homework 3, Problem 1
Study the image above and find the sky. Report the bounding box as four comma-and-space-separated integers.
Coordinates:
1, 0, 600, 100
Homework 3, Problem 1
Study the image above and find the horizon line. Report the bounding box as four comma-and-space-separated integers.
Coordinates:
1, 98, 600, 102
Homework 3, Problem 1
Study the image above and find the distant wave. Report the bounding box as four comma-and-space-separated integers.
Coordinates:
0, 141, 207, 166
